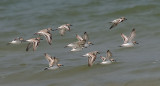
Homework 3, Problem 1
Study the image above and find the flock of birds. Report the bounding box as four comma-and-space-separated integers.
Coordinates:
8, 17, 138, 70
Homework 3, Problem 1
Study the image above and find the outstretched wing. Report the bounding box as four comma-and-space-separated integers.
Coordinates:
88, 54, 96, 67
26, 43, 32, 51
59, 29, 65, 36
64, 25, 70, 31
44, 53, 54, 67
44, 53, 52, 62
76, 34, 83, 41
44, 33, 52, 45
109, 23, 118, 29
121, 33, 128, 44
33, 41, 38, 51
52, 57, 59, 66
83, 32, 89, 41
106, 50, 112, 60
129, 28, 136, 42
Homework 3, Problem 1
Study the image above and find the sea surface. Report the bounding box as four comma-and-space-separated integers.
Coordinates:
1, 0, 160, 86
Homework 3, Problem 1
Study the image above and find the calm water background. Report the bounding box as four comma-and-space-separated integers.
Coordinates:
1, 0, 160, 86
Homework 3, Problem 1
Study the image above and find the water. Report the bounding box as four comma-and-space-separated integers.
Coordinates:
1, 0, 160, 86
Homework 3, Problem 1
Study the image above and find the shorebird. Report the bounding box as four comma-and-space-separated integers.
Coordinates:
120, 28, 138, 47
83, 51, 100, 67
7, 37, 25, 45
109, 17, 127, 29
44, 53, 63, 70
76, 32, 94, 48
100, 50, 116, 64
57, 24, 72, 36
34, 28, 53, 45
65, 32, 93, 51
26, 37, 42, 51
65, 41, 85, 51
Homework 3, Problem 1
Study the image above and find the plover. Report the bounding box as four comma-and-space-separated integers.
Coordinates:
44, 53, 63, 70
76, 32, 94, 47
83, 51, 100, 67
65, 32, 93, 51
64, 41, 85, 52
120, 28, 138, 47
34, 28, 53, 45
100, 50, 116, 64
57, 24, 72, 36
7, 37, 25, 45
26, 37, 42, 51
109, 17, 127, 29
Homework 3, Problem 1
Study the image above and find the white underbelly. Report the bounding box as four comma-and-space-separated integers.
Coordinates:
121, 43, 134, 47
48, 66, 59, 70
100, 61, 112, 64
10, 41, 21, 44
71, 48, 82, 52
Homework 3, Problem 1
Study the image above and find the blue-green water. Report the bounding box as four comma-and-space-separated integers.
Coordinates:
1, 0, 160, 86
